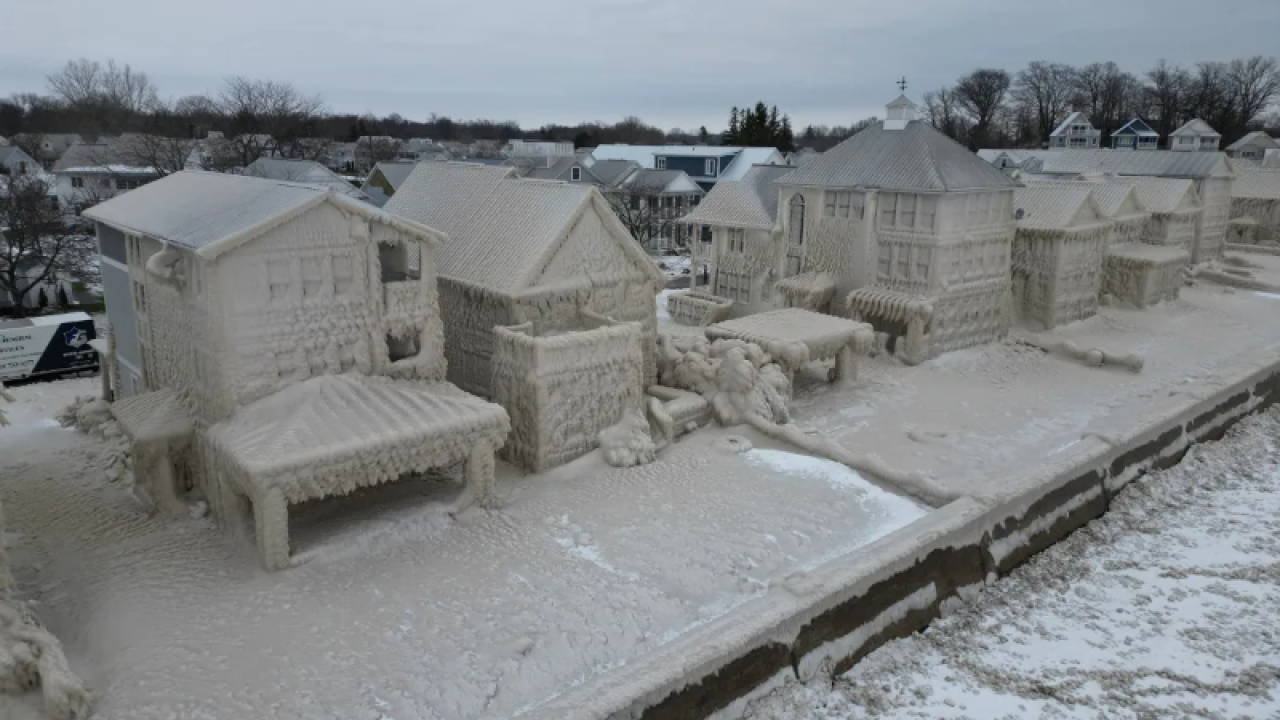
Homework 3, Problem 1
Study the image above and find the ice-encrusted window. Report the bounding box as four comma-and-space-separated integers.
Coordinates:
824, 192, 836, 216
898, 194, 916, 227
301, 257, 323, 298
387, 331, 421, 362
267, 259, 291, 301
878, 244, 892, 277
837, 192, 851, 218
788, 195, 805, 245
880, 193, 897, 227
919, 195, 937, 230
916, 247, 931, 280
332, 256, 354, 296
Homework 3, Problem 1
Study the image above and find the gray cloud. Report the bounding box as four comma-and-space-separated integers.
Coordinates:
4, 0, 1279, 130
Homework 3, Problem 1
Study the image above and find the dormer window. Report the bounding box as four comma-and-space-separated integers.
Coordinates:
571, 167, 581, 180
705, 159, 716, 176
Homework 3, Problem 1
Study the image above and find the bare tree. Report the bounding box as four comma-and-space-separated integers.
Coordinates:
921, 87, 970, 142
953, 69, 1012, 149
217, 77, 325, 167
606, 179, 685, 249
1185, 62, 1236, 135
110, 132, 197, 176
8, 133, 47, 168
46, 59, 158, 133
1014, 61, 1077, 145
1145, 59, 1191, 142
355, 134, 402, 172
1076, 62, 1143, 141
0, 175, 97, 317
1228, 56, 1280, 135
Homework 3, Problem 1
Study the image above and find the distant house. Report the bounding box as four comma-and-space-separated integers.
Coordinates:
242, 157, 371, 202
1169, 119, 1221, 152
614, 168, 706, 251
33, 134, 84, 167
591, 145, 786, 191
384, 162, 665, 398
52, 140, 161, 213
1048, 112, 1101, 149
1225, 131, 1279, 160
508, 155, 641, 189
1228, 168, 1280, 246
355, 136, 402, 173
1110, 119, 1160, 151
0, 146, 41, 177
508, 140, 574, 157
400, 139, 451, 162
361, 161, 418, 206
977, 149, 1059, 172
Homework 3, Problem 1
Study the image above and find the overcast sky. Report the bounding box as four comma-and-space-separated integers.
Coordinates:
4, 0, 1280, 131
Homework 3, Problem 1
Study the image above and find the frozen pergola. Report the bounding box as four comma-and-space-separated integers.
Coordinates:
706, 308, 873, 384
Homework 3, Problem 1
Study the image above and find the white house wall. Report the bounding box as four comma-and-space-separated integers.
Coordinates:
1197, 177, 1232, 261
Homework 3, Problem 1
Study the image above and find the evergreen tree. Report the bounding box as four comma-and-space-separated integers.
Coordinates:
56, 284, 69, 307
779, 116, 795, 153
698, 126, 709, 143
37, 287, 48, 309
724, 107, 740, 145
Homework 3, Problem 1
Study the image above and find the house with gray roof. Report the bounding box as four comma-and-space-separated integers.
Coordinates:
591, 144, 786, 191
1025, 148, 1233, 261
1169, 119, 1221, 152
768, 95, 1020, 360
1225, 131, 1278, 160
1228, 168, 1280, 246
611, 167, 705, 251
1110, 118, 1160, 151
0, 146, 42, 178
52, 139, 162, 213
243, 157, 370, 202
1049, 112, 1101, 149
1010, 185, 1113, 329
361, 161, 417, 206
384, 162, 665, 397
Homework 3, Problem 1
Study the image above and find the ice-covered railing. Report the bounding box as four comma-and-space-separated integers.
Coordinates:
665, 289, 733, 326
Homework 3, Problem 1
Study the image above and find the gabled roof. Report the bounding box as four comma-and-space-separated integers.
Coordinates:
1112, 118, 1159, 137
588, 159, 640, 187
1231, 168, 1280, 200
83, 171, 443, 261
1014, 185, 1106, 230
383, 162, 663, 294
622, 168, 703, 195
0, 146, 32, 165
1093, 176, 1198, 214
368, 161, 417, 191
1170, 118, 1220, 138
1226, 131, 1279, 152
1020, 177, 1148, 220
243, 157, 370, 201
590, 145, 786, 181
681, 164, 793, 230
776, 120, 1019, 192
1034, 149, 1232, 179
1050, 111, 1094, 137
53, 140, 156, 173
886, 95, 915, 109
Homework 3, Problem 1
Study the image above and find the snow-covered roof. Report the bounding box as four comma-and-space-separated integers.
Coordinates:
1013, 185, 1106, 230
1034, 150, 1232, 179
775, 120, 1019, 192
83, 171, 444, 261
1112, 119, 1159, 137
1049, 111, 1094, 138
1170, 118, 1220, 138
110, 387, 192, 444
622, 168, 703, 194
243, 157, 370, 201
1231, 168, 1280, 200
1226, 131, 1279, 152
681, 164, 792, 229
384, 162, 663, 294
1019, 177, 1148, 220
53, 141, 157, 174
1090, 176, 1198, 214
977, 149, 1059, 166
209, 374, 508, 493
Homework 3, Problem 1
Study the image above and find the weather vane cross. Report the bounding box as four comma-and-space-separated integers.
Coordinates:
897, 76, 908, 92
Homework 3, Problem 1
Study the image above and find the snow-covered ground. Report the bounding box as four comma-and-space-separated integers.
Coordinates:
745, 407, 1280, 719
0, 377, 925, 719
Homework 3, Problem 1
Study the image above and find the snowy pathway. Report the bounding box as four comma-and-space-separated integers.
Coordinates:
745, 407, 1280, 719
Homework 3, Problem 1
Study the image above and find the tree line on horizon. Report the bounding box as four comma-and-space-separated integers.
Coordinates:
921, 56, 1280, 151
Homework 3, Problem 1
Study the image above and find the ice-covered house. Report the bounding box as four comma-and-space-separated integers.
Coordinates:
676, 164, 796, 320
1169, 119, 1221, 152
83, 171, 510, 570
1020, 178, 1151, 246
1225, 131, 1278, 160
1110, 119, 1160, 151
1010, 185, 1111, 329
768, 95, 1021, 362
242, 157, 371, 202
1048, 112, 1101, 149
1228, 168, 1280, 246
1029, 150, 1233, 262
384, 162, 665, 400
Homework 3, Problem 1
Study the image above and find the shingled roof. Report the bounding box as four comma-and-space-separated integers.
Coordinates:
384, 162, 663, 294
243, 157, 370, 201
83, 171, 442, 260
1035, 149, 1233, 179
775, 120, 1019, 192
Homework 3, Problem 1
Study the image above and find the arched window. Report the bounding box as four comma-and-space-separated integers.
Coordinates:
789, 195, 806, 245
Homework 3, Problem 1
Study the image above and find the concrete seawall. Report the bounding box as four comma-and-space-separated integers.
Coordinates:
521, 352, 1280, 720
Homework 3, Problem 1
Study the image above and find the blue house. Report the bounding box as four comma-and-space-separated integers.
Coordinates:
591, 145, 786, 191
1111, 119, 1160, 151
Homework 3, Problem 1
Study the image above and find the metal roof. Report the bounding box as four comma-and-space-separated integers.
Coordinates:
775, 120, 1019, 192
1034, 149, 1232, 179
681, 164, 793, 229
1231, 168, 1280, 200
83, 171, 442, 260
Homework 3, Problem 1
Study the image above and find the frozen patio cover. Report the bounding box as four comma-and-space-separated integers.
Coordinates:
208, 374, 509, 569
